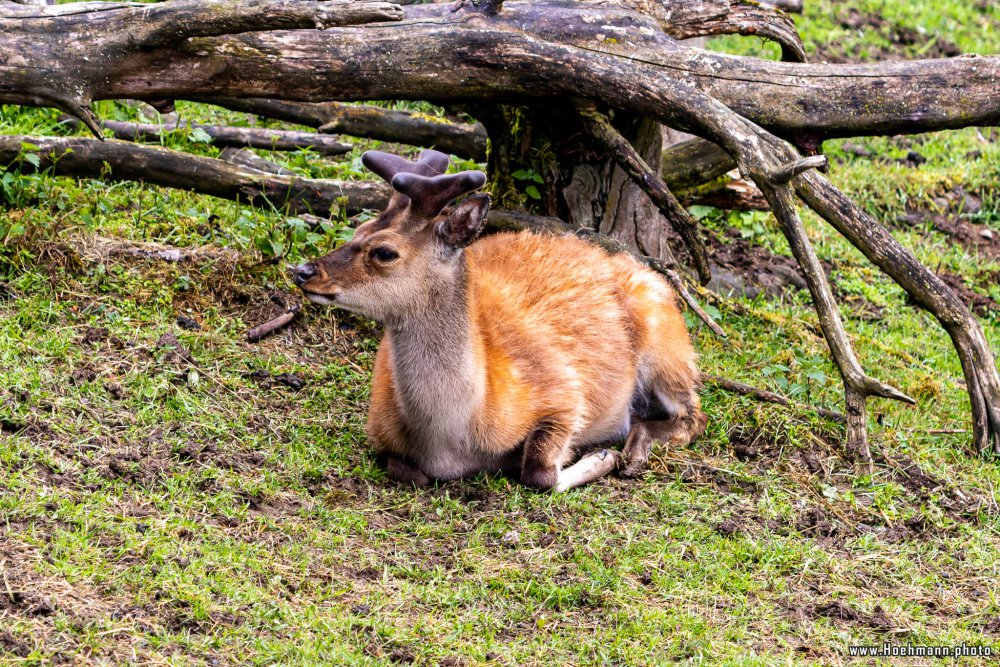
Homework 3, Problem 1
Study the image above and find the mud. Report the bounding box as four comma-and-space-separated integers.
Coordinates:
704, 228, 815, 302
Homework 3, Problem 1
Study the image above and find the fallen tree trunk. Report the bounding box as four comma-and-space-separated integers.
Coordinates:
60, 117, 353, 156
211, 98, 488, 161
1, 0, 997, 455
0, 136, 388, 215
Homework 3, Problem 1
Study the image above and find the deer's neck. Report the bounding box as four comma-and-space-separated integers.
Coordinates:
386, 261, 484, 441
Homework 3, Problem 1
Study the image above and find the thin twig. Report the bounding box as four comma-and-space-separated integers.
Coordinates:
702, 373, 845, 423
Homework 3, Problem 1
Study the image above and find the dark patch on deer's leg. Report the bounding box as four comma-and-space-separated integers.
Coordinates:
520, 419, 571, 490
522, 419, 620, 491
620, 410, 708, 478
386, 457, 431, 487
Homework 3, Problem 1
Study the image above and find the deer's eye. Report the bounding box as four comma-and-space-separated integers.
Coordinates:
370, 246, 399, 263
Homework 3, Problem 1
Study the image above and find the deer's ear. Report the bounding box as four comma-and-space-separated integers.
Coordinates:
435, 194, 490, 249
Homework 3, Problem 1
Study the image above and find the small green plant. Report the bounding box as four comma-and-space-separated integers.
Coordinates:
511, 168, 544, 201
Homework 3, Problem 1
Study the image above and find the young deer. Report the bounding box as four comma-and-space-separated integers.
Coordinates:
292, 149, 705, 491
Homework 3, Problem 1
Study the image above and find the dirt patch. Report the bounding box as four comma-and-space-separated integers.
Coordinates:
705, 228, 813, 301
818, 9, 963, 63
809, 600, 895, 632
82, 325, 110, 345
0, 588, 55, 618
0, 631, 31, 658
719, 424, 995, 546
244, 369, 308, 391
796, 507, 841, 539
702, 228, 886, 318
0, 413, 50, 439
714, 515, 748, 537
896, 193, 999, 262
935, 272, 998, 318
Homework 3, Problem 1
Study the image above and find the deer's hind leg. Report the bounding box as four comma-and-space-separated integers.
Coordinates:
619, 411, 707, 478
620, 356, 707, 478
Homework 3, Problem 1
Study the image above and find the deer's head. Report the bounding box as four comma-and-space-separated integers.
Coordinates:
291, 150, 489, 324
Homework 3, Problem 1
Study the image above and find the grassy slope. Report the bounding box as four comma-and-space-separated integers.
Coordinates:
1, 1, 999, 665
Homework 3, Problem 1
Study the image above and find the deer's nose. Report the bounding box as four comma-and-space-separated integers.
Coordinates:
291, 263, 317, 287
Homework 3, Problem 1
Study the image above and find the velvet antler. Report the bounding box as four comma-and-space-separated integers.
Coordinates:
391, 171, 487, 217
361, 149, 450, 182
361, 149, 486, 217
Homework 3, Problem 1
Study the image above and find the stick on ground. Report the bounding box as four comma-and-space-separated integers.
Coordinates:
246, 305, 301, 342
703, 374, 845, 423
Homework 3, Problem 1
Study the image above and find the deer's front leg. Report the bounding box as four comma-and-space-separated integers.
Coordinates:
553, 449, 619, 492
521, 420, 618, 491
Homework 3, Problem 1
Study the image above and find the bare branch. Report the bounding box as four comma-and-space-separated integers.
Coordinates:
796, 172, 1000, 456
578, 106, 712, 285
247, 304, 301, 343
626, 0, 806, 62
61, 116, 353, 156
772, 155, 827, 185
702, 374, 845, 423
0, 135, 389, 216
759, 181, 913, 463
210, 98, 487, 161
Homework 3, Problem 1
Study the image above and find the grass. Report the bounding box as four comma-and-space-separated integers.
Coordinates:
2, 1, 1000, 665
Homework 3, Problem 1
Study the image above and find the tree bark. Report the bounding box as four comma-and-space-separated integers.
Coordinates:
2, 1, 994, 143
580, 108, 711, 283
1, 2, 996, 143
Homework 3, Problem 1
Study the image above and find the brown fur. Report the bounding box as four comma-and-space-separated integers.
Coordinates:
298, 188, 703, 490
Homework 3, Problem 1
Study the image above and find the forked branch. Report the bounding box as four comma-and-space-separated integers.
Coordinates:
795, 173, 1000, 455
756, 170, 914, 463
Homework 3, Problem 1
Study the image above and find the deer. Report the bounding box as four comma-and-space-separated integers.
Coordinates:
291, 149, 706, 491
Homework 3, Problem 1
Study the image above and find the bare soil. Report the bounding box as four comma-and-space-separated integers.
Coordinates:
817, 9, 964, 63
